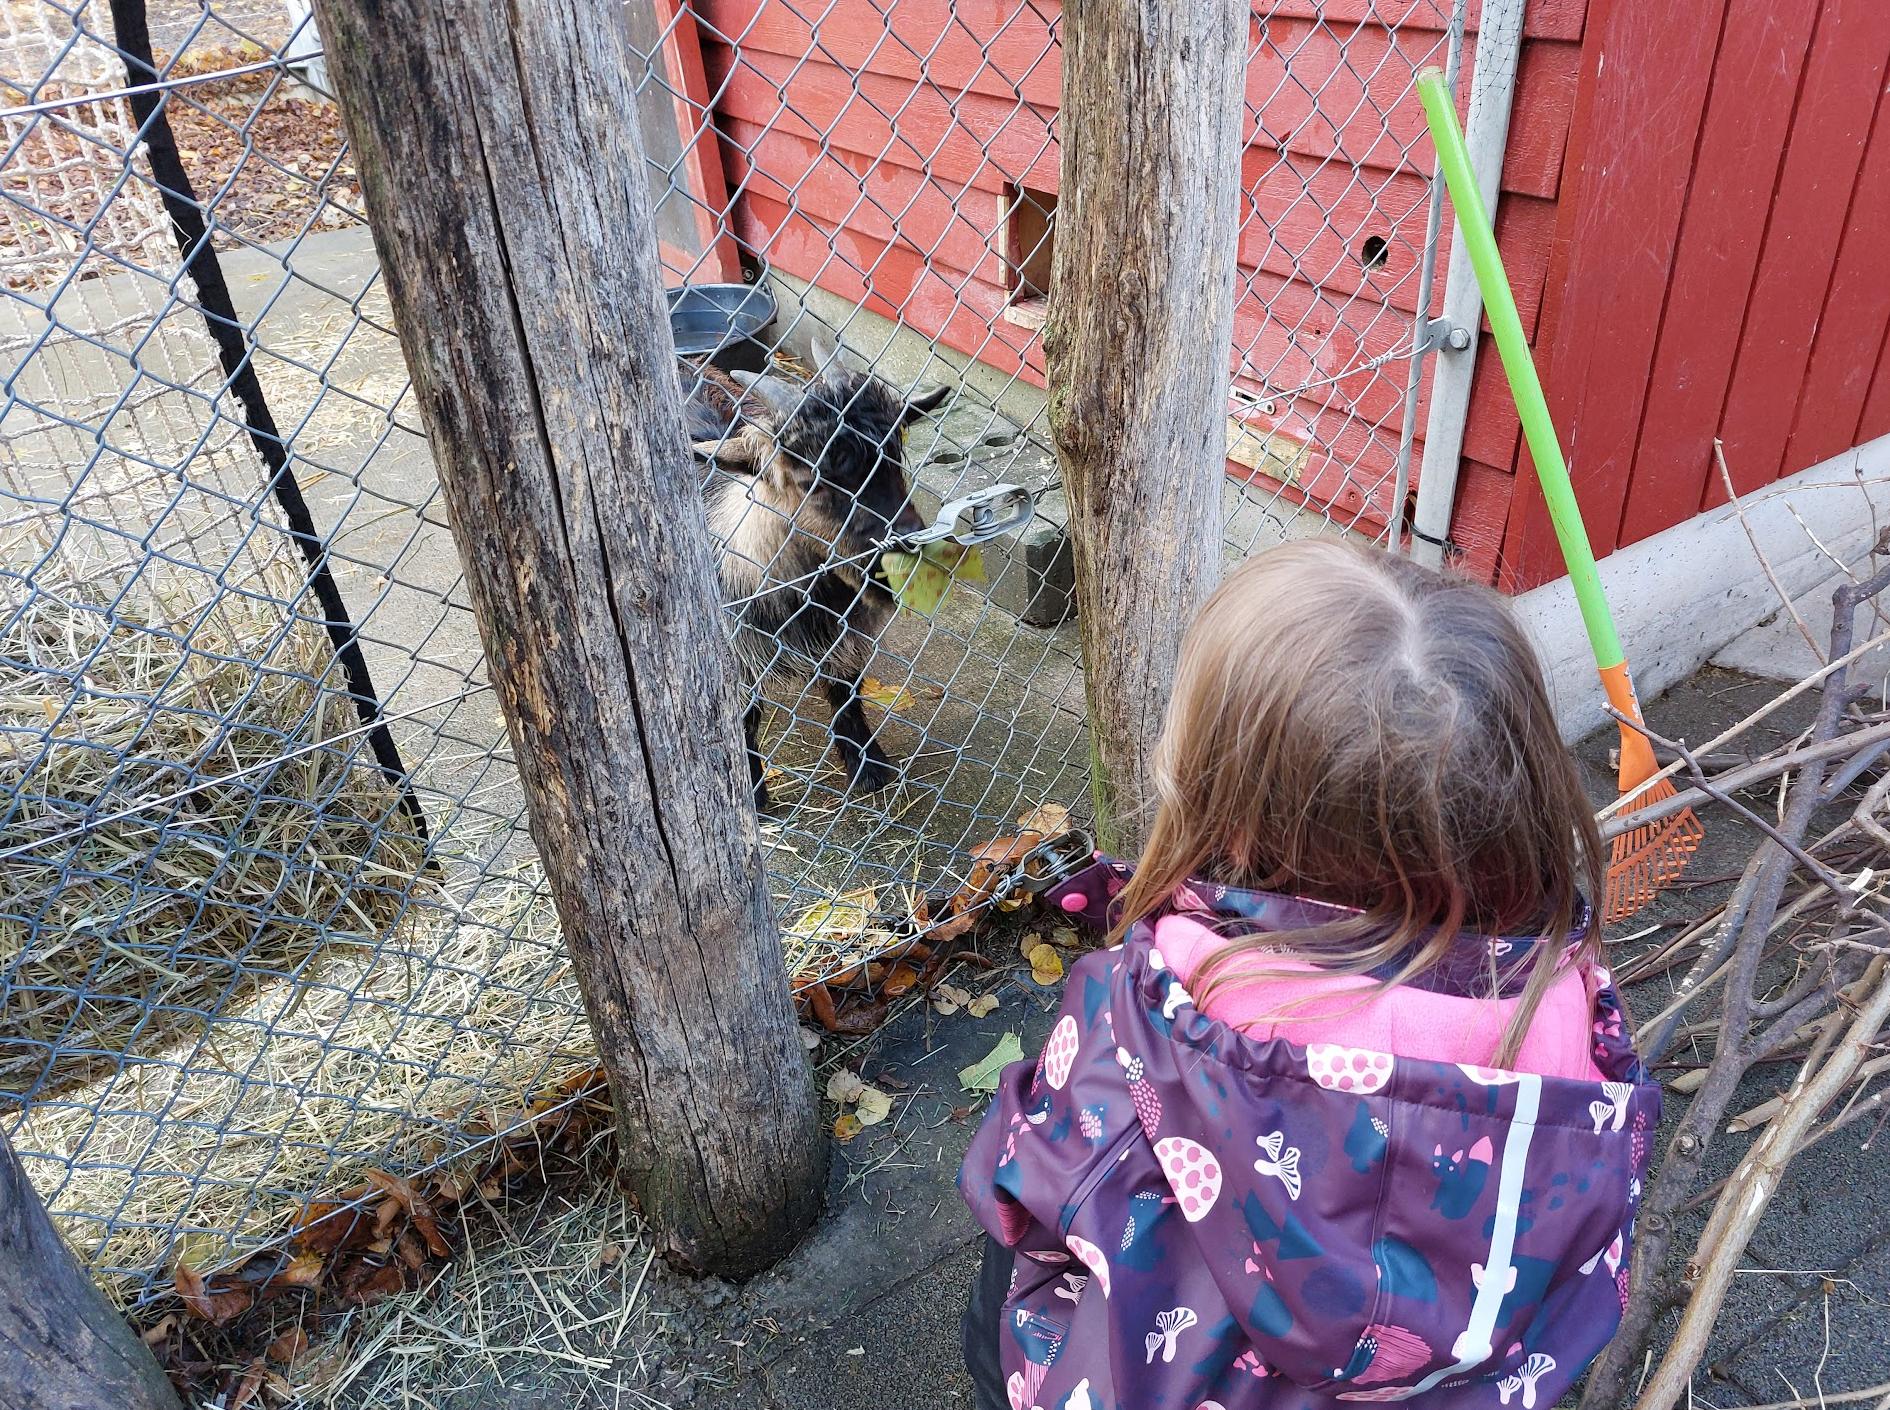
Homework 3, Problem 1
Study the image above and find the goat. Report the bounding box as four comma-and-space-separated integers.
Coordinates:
690, 335, 949, 807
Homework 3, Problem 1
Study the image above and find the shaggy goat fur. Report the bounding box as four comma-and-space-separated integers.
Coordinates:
691, 340, 947, 805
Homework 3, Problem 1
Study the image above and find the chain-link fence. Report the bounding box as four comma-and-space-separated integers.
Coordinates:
0, 0, 1467, 1307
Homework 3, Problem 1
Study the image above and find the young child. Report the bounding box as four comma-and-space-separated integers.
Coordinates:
959, 539, 1655, 1410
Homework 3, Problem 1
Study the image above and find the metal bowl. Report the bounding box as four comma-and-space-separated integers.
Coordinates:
667, 282, 777, 373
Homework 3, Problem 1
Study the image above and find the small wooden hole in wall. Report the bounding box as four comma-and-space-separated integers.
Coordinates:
1002, 183, 1056, 328
1358, 234, 1390, 273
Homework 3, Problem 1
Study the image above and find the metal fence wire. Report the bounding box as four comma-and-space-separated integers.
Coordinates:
0, 0, 1467, 1304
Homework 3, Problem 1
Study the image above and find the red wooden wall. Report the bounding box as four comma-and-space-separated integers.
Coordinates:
692, 0, 1586, 551
1499, 0, 1890, 590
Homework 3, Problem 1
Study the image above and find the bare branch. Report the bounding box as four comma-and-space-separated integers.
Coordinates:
1718, 439, 1827, 665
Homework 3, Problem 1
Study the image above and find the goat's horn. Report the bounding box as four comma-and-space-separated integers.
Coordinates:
729, 369, 803, 420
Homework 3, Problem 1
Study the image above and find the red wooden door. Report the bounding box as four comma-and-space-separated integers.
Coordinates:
1502, 0, 1890, 589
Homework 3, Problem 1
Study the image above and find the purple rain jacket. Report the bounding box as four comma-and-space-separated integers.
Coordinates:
959, 858, 1658, 1410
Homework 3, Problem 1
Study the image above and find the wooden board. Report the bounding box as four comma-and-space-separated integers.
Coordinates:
1502, 0, 1733, 587
698, 0, 1061, 108
1785, 84, 1890, 474
1711, 4, 1890, 502
1612, 0, 1818, 541
1496, 0, 1890, 586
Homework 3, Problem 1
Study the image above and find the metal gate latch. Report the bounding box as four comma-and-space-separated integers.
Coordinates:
893, 482, 1036, 547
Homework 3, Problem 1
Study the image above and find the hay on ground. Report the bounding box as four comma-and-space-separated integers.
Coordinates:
10, 861, 588, 1293
0, 568, 430, 1096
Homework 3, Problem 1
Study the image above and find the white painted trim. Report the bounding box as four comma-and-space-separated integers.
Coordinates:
1412, 0, 1529, 570
1514, 435, 1890, 742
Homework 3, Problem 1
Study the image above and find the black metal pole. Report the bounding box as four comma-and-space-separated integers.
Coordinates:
106, 0, 427, 842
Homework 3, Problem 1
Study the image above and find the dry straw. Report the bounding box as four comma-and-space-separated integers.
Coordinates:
1, 565, 429, 1097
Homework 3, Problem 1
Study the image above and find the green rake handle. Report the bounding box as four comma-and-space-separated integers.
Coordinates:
1415, 68, 1624, 675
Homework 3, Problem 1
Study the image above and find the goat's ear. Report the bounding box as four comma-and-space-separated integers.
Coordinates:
729, 369, 805, 422
693, 425, 770, 473
903, 385, 951, 422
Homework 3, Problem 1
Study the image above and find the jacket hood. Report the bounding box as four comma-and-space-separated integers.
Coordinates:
961, 927, 1657, 1409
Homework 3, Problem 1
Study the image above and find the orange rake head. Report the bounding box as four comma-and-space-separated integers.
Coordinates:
1600, 662, 1704, 924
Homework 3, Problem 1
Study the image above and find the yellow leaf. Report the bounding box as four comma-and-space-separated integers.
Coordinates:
880, 542, 986, 616
967, 993, 1000, 1018
1017, 802, 1071, 836
1019, 931, 1044, 961
825, 1068, 866, 1105
859, 676, 915, 712
853, 1085, 894, 1126
1049, 928, 1078, 949
1028, 944, 1064, 987
833, 1113, 863, 1143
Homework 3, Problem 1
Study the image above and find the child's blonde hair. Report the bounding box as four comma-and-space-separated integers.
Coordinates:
1111, 538, 1603, 1065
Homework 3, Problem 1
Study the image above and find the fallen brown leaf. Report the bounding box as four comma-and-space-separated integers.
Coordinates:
412, 1211, 451, 1259
291, 1201, 367, 1257
173, 1263, 250, 1326
933, 982, 972, 1015
395, 1229, 428, 1272
265, 1326, 312, 1367
881, 963, 921, 997
272, 1250, 325, 1290
229, 1358, 266, 1410
805, 983, 841, 1031
342, 1261, 405, 1307
971, 834, 1038, 866
1017, 802, 1071, 836
833, 1113, 863, 1143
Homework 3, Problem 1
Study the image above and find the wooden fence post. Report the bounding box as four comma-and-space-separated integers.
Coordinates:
1046, 0, 1247, 851
313, 0, 825, 1275
1, 1127, 184, 1410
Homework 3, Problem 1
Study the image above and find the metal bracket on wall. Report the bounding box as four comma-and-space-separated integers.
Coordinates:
1423, 317, 1472, 354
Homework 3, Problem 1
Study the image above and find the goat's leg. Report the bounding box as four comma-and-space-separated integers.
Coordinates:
745, 698, 771, 809
823, 672, 898, 794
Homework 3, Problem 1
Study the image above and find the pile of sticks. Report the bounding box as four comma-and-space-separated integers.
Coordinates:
1583, 530, 1890, 1410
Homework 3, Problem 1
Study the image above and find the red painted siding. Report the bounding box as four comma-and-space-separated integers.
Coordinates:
1500, 0, 1890, 590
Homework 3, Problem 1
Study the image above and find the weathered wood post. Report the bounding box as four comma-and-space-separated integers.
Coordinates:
1, 1129, 184, 1410
313, 0, 825, 1274
1046, 0, 1247, 850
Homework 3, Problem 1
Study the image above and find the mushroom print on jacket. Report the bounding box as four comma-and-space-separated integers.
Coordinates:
961, 881, 1657, 1410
